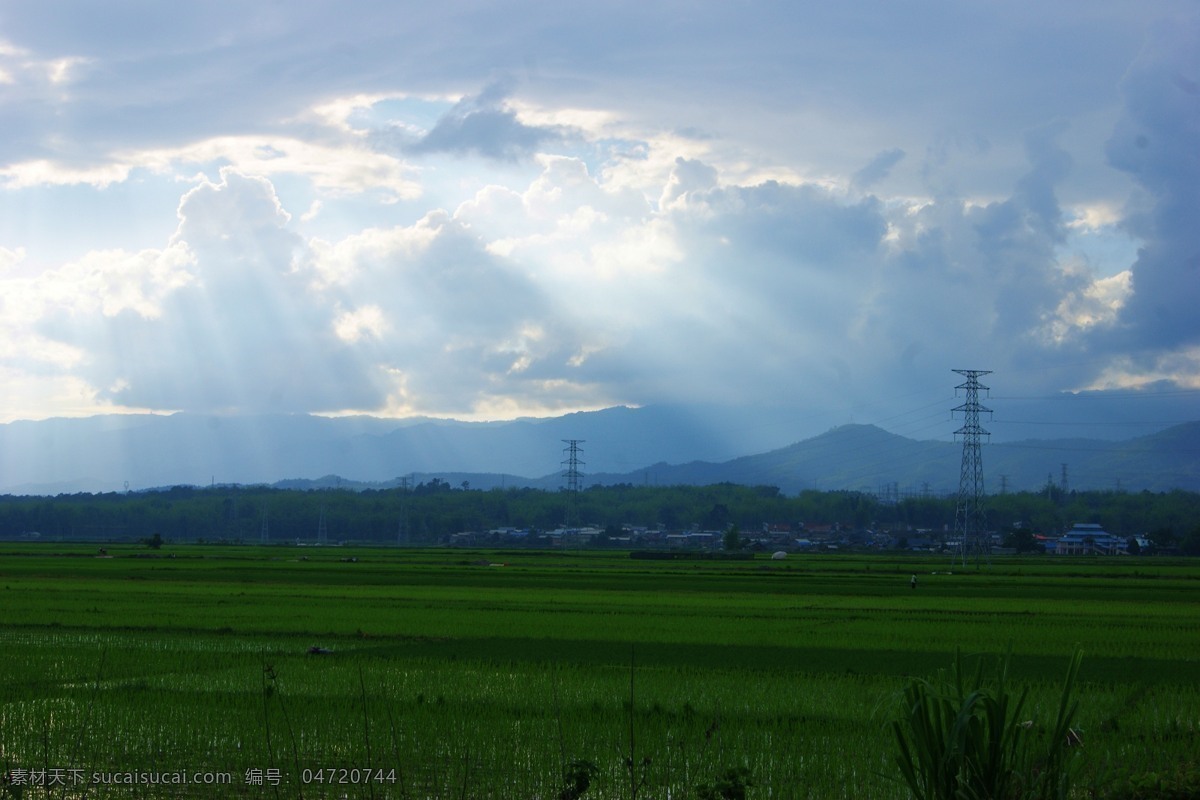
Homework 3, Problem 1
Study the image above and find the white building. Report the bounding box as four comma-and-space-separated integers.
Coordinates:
1050, 523, 1126, 555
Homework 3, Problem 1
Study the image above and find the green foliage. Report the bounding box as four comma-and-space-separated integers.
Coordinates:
890, 649, 1083, 800
2, 484, 1200, 547
1002, 528, 1042, 553
696, 766, 753, 800
1101, 762, 1200, 799
723, 524, 741, 551
558, 758, 598, 800
1182, 525, 1200, 556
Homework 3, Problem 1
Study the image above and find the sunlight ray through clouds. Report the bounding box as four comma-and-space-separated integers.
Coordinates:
0, 0, 1194, 434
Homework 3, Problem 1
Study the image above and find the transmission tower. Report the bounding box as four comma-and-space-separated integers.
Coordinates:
260, 506, 269, 544
317, 503, 328, 545
561, 439, 585, 530
952, 369, 992, 566
397, 476, 412, 546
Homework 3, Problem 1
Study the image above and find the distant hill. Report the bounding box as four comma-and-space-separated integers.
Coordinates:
589, 425, 954, 493
986, 422, 1200, 494
0, 406, 794, 494
1, 410, 1196, 495
588, 422, 1200, 494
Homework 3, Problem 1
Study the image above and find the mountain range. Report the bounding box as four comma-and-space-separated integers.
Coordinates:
0, 407, 1196, 495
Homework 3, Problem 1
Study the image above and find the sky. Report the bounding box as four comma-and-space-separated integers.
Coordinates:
1, 0, 1198, 445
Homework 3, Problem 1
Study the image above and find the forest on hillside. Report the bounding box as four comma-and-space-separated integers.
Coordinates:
2, 481, 1199, 552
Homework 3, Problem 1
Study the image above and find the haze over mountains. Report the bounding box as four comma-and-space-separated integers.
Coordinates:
1, 405, 1197, 496
601, 423, 1200, 496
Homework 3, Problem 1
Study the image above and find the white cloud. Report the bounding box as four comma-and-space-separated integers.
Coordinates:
1066, 202, 1124, 231
308, 93, 406, 135
333, 304, 387, 343
0, 246, 26, 271
51, 245, 195, 319
21, 170, 386, 414
0, 0, 1197, 430
1082, 348, 1200, 391
0, 159, 131, 189
0, 39, 88, 89
1045, 271, 1132, 343
0, 370, 116, 424
2, 135, 422, 198
165, 136, 421, 199
0, 242, 194, 378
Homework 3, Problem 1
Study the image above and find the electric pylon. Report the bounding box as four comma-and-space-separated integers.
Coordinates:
562, 439, 585, 530
397, 476, 411, 546
952, 369, 992, 566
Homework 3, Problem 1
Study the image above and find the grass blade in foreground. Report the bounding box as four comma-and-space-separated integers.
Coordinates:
890, 648, 1083, 800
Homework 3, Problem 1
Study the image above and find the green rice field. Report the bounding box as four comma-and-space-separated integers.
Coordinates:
1, 545, 1197, 798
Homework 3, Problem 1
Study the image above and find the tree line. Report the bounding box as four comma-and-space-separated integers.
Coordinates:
1, 481, 1198, 552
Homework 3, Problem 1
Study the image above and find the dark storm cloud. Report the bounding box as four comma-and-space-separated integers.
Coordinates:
1102, 19, 1200, 350
893, 125, 1080, 351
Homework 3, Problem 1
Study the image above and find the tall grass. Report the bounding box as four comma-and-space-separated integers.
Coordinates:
890, 648, 1083, 800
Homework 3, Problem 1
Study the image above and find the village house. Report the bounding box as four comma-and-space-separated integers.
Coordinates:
1050, 523, 1126, 555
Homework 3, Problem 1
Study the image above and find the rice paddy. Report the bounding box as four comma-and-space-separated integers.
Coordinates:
1, 545, 1197, 798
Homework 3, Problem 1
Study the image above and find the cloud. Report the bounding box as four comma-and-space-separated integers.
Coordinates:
660, 157, 719, 208
33, 170, 386, 414
0, 246, 26, 271
1049, 271, 1132, 342
454, 155, 659, 284
2, 1, 1198, 432
0, 133, 422, 200
615, 134, 1103, 413
675, 179, 888, 271
1, 240, 195, 378
853, 148, 906, 189
308, 208, 602, 416
450, 157, 897, 412
333, 304, 386, 343
0, 38, 88, 91
0, 159, 131, 189
1102, 18, 1200, 351
162, 136, 422, 199
404, 81, 567, 160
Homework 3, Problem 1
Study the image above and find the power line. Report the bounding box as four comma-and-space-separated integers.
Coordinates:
997, 441, 1200, 455
991, 419, 1197, 426
994, 388, 1200, 400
